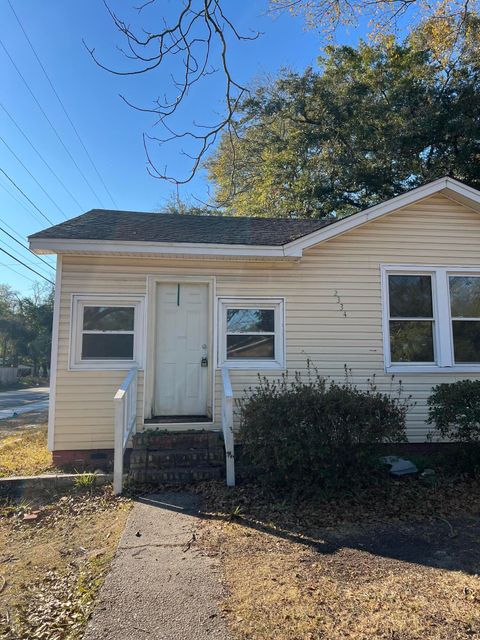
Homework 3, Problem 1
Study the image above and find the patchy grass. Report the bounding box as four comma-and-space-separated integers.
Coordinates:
0, 424, 53, 477
0, 409, 48, 439
198, 478, 480, 640
0, 487, 131, 639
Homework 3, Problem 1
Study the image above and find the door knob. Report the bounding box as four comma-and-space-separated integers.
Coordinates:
201, 356, 208, 367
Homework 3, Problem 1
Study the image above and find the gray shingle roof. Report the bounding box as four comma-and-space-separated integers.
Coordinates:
28, 209, 331, 246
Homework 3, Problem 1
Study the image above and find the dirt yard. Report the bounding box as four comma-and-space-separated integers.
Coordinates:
0, 488, 131, 639
199, 479, 480, 640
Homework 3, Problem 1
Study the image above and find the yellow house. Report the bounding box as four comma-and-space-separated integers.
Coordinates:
29, 177, 480, 491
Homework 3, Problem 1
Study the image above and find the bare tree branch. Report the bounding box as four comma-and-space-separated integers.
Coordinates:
84, 0, 260, 185
85, 0, 478, 188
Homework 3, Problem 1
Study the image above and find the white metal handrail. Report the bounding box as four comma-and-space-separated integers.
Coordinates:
113, 367, 138, 495
221, 367, 235, 487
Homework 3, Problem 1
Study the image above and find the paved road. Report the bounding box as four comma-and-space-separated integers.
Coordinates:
0, 387, 49, 420
83, 493, 231, 640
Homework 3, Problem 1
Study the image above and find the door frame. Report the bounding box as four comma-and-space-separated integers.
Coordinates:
144, 275, 216, 427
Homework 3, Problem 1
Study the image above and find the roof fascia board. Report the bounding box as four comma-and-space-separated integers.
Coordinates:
283, 176, 480, 255
441, 184, 480, 214
28, 237, 301, 259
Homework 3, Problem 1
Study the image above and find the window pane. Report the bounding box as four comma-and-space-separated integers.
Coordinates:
390, 321, 434, 362
83, 306, 134, 331
452, 321, 480, 363
226, 309, 274, 333
227, 334, 275, 359
449, 277, 480, 318
389, 275, 433, 318
82, 334, 134, 360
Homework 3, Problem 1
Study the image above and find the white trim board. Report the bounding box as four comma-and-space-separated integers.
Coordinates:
47, 254, 62, 451
29, 238, 301, 259
29, 177, 480, 260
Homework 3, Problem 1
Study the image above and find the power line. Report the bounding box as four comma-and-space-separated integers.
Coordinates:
7, 0, 119, 209
0, 260, 36, 284
0, 224, 55, 271
0, 183, 57, 275
0, 236, 52, 278
0, 225, 55, 275
0, 175, 44, 222
0, 134, 67, 219
0, 182, 57, 275
0, 167, 54, 225
0, 245, 54, 284
0, 102, 84, 212
0, 213, 53, 261
0, 37, 106, 207
0, 214, 27, 240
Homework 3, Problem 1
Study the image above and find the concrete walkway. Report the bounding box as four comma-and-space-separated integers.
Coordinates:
83, 493, 231, 640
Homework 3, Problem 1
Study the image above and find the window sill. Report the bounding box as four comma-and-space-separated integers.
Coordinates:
69, 361, 142, 371
386, 365, 480, 374
219, 360, 285, 371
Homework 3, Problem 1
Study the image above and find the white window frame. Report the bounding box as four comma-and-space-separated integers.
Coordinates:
217, 297, 285, 370
381, 265, 480, 373
70, 294, 145, 370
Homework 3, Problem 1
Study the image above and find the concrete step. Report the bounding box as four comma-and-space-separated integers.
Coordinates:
130, 465, 223, 484
130, 448, 225, 469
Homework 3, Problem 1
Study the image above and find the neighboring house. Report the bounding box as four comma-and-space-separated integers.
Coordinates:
29, 177, 480, 490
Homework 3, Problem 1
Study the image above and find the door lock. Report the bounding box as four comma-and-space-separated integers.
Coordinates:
201, 356, 208, 367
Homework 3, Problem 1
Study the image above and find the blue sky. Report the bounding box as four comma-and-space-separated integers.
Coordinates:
0, 0, 366, 294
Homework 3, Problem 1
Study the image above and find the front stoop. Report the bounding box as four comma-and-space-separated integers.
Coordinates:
129, 431, 225, 484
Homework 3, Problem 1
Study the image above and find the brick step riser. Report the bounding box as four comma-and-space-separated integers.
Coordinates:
130, 449, 225, 468
132, 432, 223, 450
130, 467, 223, 483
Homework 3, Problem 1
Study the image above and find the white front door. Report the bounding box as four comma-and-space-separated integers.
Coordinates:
154, 282, 209, 417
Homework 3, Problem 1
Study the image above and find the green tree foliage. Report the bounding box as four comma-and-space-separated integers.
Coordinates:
271, 0, 478, 52
208, 21, 480, 218
0, 284, 53, 376
159, 194, 214, 216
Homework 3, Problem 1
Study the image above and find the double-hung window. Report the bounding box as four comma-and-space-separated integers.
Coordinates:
218, 298, 285, 369
387, 274, 435, 364
71, 295, 144, 369
449, 275, 480, 363
382, 266, 480, 371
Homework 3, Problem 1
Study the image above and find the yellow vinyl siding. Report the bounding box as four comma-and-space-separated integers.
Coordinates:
52, 193, 480, 449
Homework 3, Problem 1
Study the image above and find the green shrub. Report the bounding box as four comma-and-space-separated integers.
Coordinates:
427, 380, 480, 442
238, 367, 409, 490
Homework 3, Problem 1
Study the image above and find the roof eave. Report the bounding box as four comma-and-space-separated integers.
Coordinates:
28, 237, 303, 259
28, 176, 480, 260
